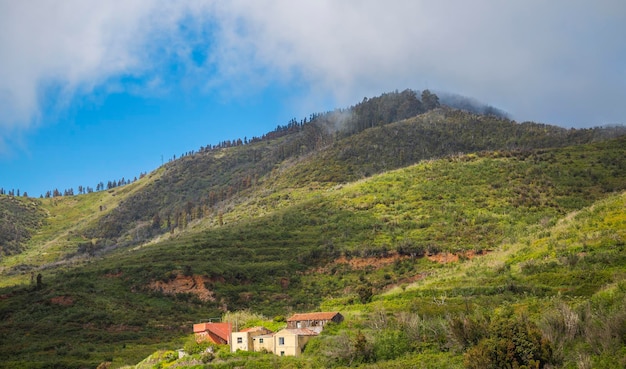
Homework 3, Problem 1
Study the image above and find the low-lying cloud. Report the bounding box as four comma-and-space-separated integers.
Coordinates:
1, 0, 625, 149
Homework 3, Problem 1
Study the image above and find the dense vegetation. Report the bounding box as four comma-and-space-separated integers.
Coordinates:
71, 107, 626, 256
0, 196, 46, 257
0, 90, 625, 368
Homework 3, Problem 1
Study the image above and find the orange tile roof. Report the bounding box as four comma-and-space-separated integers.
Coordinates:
193, 322, 232, 343
287, 312, 340, 322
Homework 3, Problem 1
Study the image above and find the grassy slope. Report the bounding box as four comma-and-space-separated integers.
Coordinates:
68, 108, 625, 254
125, 191, 626, 369
1, 108, 620, 289
276, 108, 618, 187
0, 136, 625, 368
0, 196, 46, 257
0, 169, 165, 287
325, 191, 626, 369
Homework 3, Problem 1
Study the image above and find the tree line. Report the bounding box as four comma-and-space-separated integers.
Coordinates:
4, 89, 442, 201
0, 173, 148, 200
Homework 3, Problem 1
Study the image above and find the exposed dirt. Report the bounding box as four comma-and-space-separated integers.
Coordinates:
314, 249, 491, 275
148, 274, 215, 302
427, 253, 460, 263
50, 295, 74, 306
427, 249, 491, 264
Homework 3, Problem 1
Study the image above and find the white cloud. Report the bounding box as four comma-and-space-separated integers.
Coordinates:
0, 1, 201, 135
193, 0, 624, 126
1, 0, 625, 145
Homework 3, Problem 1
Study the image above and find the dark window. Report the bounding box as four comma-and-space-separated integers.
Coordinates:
237, 337, 243, 344
279, 337, 285, 345
259, 338, 264, 343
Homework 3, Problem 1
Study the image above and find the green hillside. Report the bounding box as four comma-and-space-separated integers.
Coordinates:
53, 97, 626, 260
0, 196, 46, 257
0, 129, 625, 367
127, 173, 626, 369
0, 169, 165, 287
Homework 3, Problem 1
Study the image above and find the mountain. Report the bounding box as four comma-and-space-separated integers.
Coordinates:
0, 90, 625, 368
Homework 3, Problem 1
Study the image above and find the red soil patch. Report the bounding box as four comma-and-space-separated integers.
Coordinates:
148, 274, 215, 302
50, 295, 74, 306
427, 253, 460, 263
427, 250, 491, 264
314, 250, 491, 274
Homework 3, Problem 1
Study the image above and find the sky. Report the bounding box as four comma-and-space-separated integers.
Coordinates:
1, 1, 625, 197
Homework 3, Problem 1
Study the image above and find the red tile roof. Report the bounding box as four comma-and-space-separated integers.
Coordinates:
287, 312, 341, 322
193, 322, 232, 343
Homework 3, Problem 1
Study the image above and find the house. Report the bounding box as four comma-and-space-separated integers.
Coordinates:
193, 322, 232, 345
273, 328, 318, 356
198, 311, 343, 357
252, 332, 275, 353
286, 311, 343, 333
230, 326, 273, 353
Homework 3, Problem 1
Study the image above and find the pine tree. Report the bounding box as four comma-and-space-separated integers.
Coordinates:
421, 89, 440, 110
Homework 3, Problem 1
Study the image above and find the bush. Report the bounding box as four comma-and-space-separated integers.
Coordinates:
373, 329, 413, 361
201, 352, 215, 363
396, 239, 426, 258
356, 285, 373, 304
447, 315, 488, 351
183, 335, 214, 355
464, 315, 556, 369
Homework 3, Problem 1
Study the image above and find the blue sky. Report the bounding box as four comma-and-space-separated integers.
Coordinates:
1, 1, 625, 197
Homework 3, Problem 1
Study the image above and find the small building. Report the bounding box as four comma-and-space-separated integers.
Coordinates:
286, 312, 343, 333
193, 322, 232, 345
231, 326, 273, 353
253, 333, 275, 353
273, 328, 318, 356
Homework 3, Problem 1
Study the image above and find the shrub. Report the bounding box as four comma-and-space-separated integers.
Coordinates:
373, 329, 413, 361
183, 335, 214, 355
464, 315, 556, 369
201, 352, 215, 363
396, 239, 425, 258
447, 315, 488, 351
356, 285, 373, 304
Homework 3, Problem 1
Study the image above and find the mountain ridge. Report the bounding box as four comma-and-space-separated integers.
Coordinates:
0, 91, 625, 368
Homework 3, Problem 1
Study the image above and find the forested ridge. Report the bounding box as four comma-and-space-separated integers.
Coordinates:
78, 91, 626, 254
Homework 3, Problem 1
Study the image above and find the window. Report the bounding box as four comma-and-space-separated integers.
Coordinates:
280, 351, 285, 356
259, 338, 264, 343
237, 337, 243, 344
279, 337, 285, 345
